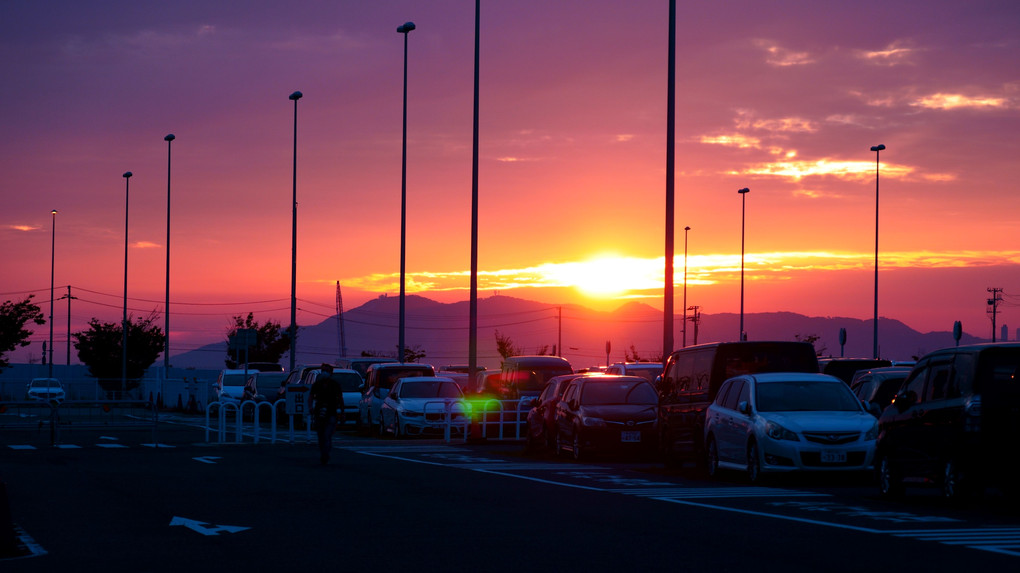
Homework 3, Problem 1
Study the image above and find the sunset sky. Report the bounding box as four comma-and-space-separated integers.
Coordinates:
3, 0, 1019, 364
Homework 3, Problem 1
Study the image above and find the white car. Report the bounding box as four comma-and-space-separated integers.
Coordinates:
300, 368, 364, 424
357, 363, 436, 432
379, 377, 470, 437
215, 369, 253, 403
704, 372, 877, 483
26, 378, 65, 402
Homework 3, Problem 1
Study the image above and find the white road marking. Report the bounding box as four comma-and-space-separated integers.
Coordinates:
169, 516, 249, 536
193, 456, 221, 464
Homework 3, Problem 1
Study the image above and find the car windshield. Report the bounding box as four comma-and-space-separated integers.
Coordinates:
400, 381, 463, 399
581, 381, 657, 405
755, 381, 861, 412
31, 380, 59, 388
335, 373, 362, 392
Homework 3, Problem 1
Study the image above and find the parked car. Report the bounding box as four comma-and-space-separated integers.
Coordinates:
704, 373, 878, 483
817, 358, 892, 385
657, 341, 820, 466
300, 368, 364, 425
500, 355, 573, 400
525, 373, 586, 451
474, 369, 503, 396
554, 375, 658, 460
243, 371, 288, 402
379, 376, 469, 437
605, 362, 663, 382
849, 367, 911, 416
876, 343, 1020, 500
358, 363, 436, 433
215, 369, 254, 403
26, 378, 65, 402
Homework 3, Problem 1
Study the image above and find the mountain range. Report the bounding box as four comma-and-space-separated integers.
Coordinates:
170, 294, 985, 371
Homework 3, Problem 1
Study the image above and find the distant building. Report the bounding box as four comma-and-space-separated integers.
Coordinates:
1002, 324, 1009, 342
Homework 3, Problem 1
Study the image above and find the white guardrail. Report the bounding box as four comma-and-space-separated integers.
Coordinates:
203, 397, 535, 444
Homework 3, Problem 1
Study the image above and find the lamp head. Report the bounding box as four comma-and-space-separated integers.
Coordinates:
737, 187, 750, 194
289, 91, 303, 101
684, 226, 691, 231
870, 144, 886, 152
397, 22, 416, 34
164, 134, 175, 142
123, 171, 133, 178
52, 209, 58, 215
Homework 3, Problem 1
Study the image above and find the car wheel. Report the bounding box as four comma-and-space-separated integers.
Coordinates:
393, 414, 401, 438
878, 456, 904, 498
555, 432, 567, 458
525, 425, 538, 452
746, 440, 762, 484
706, 435, 720, 479
572, 430, 583, 462
943, 458, 980, 501
377, 415, 387, 437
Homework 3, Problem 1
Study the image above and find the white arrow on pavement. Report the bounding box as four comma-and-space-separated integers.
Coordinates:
169, 516, 249, 536
192, 456, 222, 464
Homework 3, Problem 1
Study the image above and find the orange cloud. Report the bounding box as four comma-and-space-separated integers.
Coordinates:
911, 93, 1011, 110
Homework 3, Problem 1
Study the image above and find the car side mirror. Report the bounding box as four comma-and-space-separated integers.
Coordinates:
893, 390, 917, 412
738, 400, 751, 415
867, 402, 882, 418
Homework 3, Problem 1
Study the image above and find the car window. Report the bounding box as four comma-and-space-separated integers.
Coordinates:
335, 372, 362, 392
736, 379, 751, 406
755, 381, 860, 412
721, 380, 745, 410
925, 362, 953, 401
562, 382, 578, 404
714, 380, 734, 406
901, 362, 928, 402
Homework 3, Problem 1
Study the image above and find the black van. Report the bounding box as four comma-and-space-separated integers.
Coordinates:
657, 341, 820, 466
876, 343, 1020, 500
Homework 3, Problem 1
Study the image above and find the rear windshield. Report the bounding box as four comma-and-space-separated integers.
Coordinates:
625, 365, 663, 382
581, 380, 657, 405
221, 374, 247, 387
516, 366, 573, 392
719, 344, 819, 380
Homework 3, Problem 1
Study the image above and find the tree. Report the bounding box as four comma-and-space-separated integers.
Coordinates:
495, 329, 522, 364
0, 295, 45, 372
400, 345, 427, 363
73, 312, 166, 394
794, 333, 827, 357
224, 313, 291, 368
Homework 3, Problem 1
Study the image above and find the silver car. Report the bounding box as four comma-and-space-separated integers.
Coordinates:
704, 372, 878, 483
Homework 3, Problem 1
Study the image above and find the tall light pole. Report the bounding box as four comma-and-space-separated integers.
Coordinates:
122, 171, 132, 393
49, 209, 57, 377
469, 2, 480, 380
738, 187, 750, 341
288, 91, 302, 373
663, 0, 676, 361
164, 133, 174, 372
397, 21, 415, 363
871, 144, 885, 359
682, 225, 690, 348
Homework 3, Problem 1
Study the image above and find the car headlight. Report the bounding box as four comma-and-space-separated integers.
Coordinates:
765, 420, 799, 441
581, 416, 606, 427
864, 421, 879, 441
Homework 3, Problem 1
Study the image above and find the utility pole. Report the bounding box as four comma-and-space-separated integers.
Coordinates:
60, 285, 77, 364
336, 281, 347, 359
987, 287, 1003, 342
687, 305, 701, 346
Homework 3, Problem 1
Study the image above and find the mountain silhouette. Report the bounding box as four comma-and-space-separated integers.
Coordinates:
170, 294, 983, 370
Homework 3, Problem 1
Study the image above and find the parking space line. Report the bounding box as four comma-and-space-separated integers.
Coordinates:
615, 487, 830, 499
8, 445, 36, 450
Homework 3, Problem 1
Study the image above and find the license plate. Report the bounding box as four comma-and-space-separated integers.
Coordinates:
820, 450, 846, 463
621, 431, 641, 443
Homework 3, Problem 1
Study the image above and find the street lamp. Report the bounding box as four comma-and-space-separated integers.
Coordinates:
871, 144, 885, 359
397, 21, 415, 363
738, 187, 750, 341
682, 225, 690, 348
288, 91, 302, 372
49, 209, 57, 377
164, 133, 174, 372
468, 1, 481, 380
122, 171, 132, 392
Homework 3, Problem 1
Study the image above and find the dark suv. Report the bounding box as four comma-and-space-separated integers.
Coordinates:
876, 343, 1020, 500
